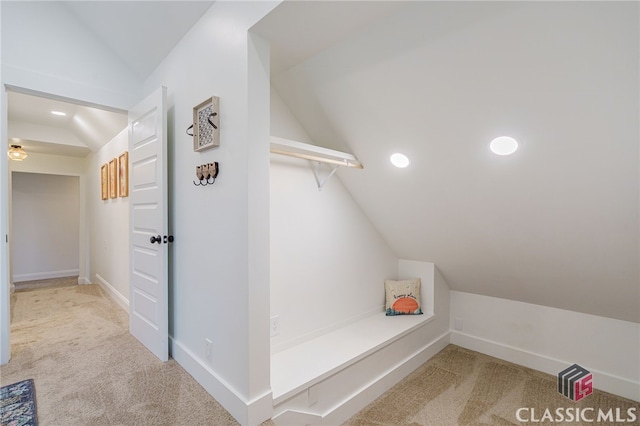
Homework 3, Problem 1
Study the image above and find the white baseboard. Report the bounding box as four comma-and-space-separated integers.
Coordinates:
78, 276, 90, 285
450, 330, 640, 402
13, 269, 79, 282
273, 331, 451, 426
94, 274, 129, 312
170, 338, 273, 426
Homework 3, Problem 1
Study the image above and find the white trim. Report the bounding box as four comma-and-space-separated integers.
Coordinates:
323, 331, 450, 425
272, 332, 450, 426
270, 136, 363, 169
95, 273, 129, 312
170, 338, 273, 426
272, 313, 435, 404
1, 73, 10, 366
450, 330, 640, 402
77, 276, 90, 285
12, 269, 79, 282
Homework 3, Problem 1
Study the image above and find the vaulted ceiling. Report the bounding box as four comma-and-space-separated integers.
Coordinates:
255, 1, 639, 322
5, 1, 638, 322
61, 1, 214, 79
6, 1, 214, 157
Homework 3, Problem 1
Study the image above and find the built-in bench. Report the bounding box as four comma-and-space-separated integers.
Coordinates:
272, 312, 433, 404
271, 311, 449, 425
270, 260, 448, 425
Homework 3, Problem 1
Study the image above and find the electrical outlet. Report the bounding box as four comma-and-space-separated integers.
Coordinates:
454, 317, 463, 331
270, 315, 280, 337
205, 338, 213, 360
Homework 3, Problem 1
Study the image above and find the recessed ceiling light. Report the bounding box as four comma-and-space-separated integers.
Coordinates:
51, 110, 67, 116
390, 153, 410, 168
490, 136, 518, 155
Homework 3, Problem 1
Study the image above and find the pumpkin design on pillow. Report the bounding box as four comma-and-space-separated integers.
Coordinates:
385, 278, 423, 316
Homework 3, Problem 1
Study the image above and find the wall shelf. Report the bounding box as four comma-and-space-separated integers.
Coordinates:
270, 137, 363, 191
270, 137, 363, 169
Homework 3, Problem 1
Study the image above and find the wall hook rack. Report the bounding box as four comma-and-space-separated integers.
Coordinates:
193, 162, 219, 186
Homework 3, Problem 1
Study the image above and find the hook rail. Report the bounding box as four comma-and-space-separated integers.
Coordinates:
193, 162, 219, 186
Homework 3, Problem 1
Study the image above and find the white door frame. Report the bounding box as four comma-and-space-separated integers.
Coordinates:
0, 85, 140, 365
1, 86, 10, 364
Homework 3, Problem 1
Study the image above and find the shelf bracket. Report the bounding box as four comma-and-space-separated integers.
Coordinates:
270, 137, 363, 191
312, 161, 339, 191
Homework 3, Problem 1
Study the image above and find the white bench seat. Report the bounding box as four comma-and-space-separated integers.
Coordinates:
271, 312, 434, 404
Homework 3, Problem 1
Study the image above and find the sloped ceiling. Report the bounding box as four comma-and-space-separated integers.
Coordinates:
5, 1, 214, 158
62, 1, 214, 79
8, 91, 127, 158
256, 1, 639, 322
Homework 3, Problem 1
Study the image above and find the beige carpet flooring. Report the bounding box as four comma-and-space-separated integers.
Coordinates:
343, 345, 639, 426
2, 282, 638, 425
3, 283, 243, 425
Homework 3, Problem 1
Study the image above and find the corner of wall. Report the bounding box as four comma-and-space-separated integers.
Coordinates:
170, 337, 274, 426
433, 265, 451, 325
398, 259, 451, 336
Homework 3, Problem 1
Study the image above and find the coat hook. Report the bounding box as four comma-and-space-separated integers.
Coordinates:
193, 163, 219, 186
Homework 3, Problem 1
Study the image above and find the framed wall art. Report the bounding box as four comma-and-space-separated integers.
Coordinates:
118, 151, 129, 197
109, 158, 117, 199
101, 163, 109, 200
193, 96, 220, 152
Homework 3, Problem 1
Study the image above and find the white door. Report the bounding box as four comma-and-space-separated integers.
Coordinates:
128, 87, 169, 362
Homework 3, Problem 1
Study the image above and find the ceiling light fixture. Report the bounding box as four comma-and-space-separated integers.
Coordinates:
51, 110, 67, 116
490, 136, 518, 156
390, 153, 410, 168
7, 145, 28, 161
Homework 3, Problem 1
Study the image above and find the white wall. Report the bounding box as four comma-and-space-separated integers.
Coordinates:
142, 2, 279, 424
270, 86, 313, 144
270, 154, 397, 351
399, 259, 451, 352
11, 173, 79, 282
1, 1, 143, 348
0, 0, 138, 366
271, 1, 639, 325
1, 2, 280, 422
0, 1, 140, 110
9, 153, 88, 284
450, 290, 640, 401
8, 121, 86, 149
87, 129, 129, 309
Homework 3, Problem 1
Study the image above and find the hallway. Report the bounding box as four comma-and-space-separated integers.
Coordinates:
2, 283, 241, 425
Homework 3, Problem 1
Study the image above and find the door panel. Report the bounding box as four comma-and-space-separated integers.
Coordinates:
128, 87, 168, 362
